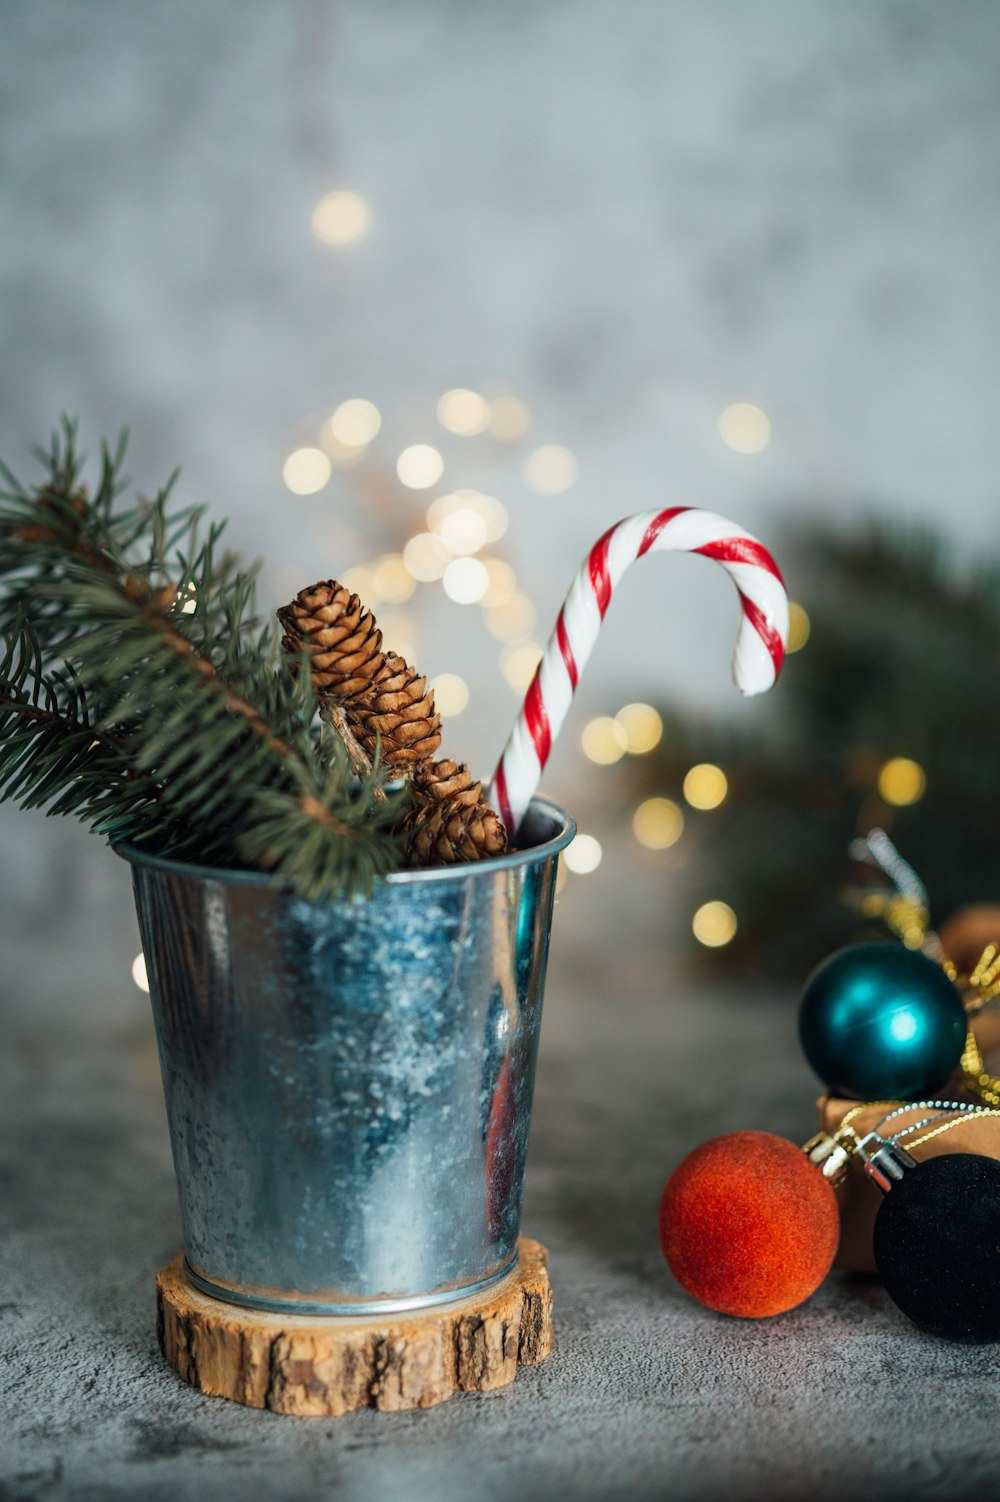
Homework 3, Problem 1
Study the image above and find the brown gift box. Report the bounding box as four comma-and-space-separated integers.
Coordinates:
817, 1007, 1000, 1272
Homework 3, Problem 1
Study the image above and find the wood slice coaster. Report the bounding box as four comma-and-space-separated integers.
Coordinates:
156, 1238, 553, 1417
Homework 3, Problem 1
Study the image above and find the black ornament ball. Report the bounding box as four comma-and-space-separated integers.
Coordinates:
873, 1154, 1000, 1343
798, 941, 967, 1100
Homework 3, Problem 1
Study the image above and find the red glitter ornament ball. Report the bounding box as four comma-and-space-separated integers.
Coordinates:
659, 1130, 840, 1318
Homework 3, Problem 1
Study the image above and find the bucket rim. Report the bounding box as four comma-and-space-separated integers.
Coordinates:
114, 794, 576, 888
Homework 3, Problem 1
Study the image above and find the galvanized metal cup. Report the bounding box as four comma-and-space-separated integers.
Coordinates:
121, 796, 574, 1317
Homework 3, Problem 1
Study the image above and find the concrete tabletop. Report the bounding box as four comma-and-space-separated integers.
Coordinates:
3, 841, 998, 1502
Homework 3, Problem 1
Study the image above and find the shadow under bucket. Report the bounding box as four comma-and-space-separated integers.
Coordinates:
121, 796, 574, 1317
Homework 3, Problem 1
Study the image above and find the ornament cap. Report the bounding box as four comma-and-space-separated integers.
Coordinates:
802, 1129, 855, 1188
857, 1134, 917, 1195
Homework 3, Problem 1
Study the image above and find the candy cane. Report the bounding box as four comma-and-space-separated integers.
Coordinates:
490, 507, 788, 837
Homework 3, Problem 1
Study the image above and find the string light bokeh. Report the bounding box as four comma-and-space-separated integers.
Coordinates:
311, 190, 370, 246
236, 299, 927, 961
877, 757, 927, 808
2, 3, 995, 1020
277, 374, 579, 746
235, 173, 926, 970
258, 182, 814, 953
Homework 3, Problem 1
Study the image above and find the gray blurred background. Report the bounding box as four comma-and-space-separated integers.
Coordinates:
2, 0, 999, 1008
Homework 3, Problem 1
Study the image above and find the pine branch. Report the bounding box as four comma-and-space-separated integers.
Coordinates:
0, 606, 152, 827
0, 419, 406, 896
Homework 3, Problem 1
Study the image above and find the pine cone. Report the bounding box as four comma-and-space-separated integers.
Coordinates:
278, 581, 384, 701
352, 653, 442, 769
405, 797, 507, 867
404, 758, 509, 865
410, 758, 484, 811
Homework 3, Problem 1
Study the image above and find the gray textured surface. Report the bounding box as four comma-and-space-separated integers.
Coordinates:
4, 854, 1000, 1502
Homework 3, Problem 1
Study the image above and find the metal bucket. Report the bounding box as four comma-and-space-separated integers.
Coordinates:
122, 796, 574, 1317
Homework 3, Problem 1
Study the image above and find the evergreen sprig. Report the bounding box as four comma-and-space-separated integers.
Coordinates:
0, 419, 406, 898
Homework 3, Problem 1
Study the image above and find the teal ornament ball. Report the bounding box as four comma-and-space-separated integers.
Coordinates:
798, 942, 967, 1101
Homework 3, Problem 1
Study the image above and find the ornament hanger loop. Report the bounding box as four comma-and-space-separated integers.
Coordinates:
870, 1098, 989, 1144
848, 829, 943, 958
856, 1099, 1000, 1190
849, 829, 928, 908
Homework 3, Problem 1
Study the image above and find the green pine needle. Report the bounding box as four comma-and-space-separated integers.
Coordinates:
0, 418, 405, 898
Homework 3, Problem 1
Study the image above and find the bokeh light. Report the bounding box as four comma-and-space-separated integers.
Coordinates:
321, 431, 367, 468
437, 389, 491, 436
692, 901, 738, 947
718, 403, 771, 454
616, 702, 663, 754
312, 190, 370, 246
489, 397, 531, 441
633, 797, 684, 850
283, 447, 332, 495
475, 493, 509, 542
438, 507, 488, 555
373, 554, 415, 604
683, 763, 729, 810
377, 611, 416, 665
403, 532, 451, 582
330, 398, 381, 447
428, 489, 507, 544
443, 556, 489, 604
340, 565, 379, 603
786, 602, 811, 654
431, 673, 470, 716
581, 716, 628, 765
480, 558, 517, 608
523, 444, 578, 494
878, 756, 926, 806
396, 444, 444, 489
131, 952, 149, 993
485, 593, 537, 641
564, 833, 603, 875
500, 641, 543, 691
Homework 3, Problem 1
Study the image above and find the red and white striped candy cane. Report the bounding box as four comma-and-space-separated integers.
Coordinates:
490, 507, 788, 837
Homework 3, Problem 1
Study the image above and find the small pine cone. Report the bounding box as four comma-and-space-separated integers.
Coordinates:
410, 758, 483, 811
405, 797, 507, 867
352, 653, 442, 769
278, 581, 384, 701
